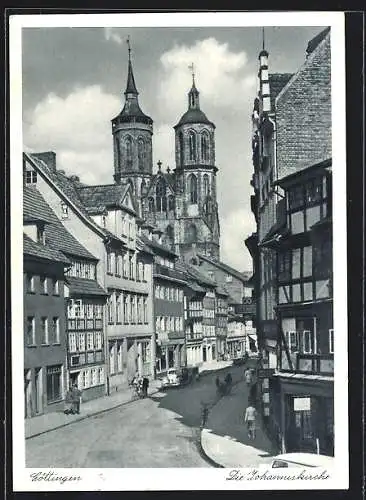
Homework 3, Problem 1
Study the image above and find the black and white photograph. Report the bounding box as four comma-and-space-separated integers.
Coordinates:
10, 11, 348, 491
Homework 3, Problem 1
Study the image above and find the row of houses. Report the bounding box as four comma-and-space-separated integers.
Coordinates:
23, 151, 255, 418
245, 27, 334, 456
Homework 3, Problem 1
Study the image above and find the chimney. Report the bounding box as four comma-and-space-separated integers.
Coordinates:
32, 151, 57, 172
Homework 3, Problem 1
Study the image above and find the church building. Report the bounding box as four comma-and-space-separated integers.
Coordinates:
111, 48, 220, 264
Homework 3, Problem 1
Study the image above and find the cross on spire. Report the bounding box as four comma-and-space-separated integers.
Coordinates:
188, 62, 195, 85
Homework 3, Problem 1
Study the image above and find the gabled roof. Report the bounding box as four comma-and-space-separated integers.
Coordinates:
197, 253, 251, 284
76, 183, 132, 213
23, 186, 97, 260
140, 233, 178, 258
306, 27, 331, 55
181, 261, 217, 288
65, 276, 108, 297
25, 153, 125, 245
269, 73, 294, 111
23, 234, 70, 265
145, 170, 176, 198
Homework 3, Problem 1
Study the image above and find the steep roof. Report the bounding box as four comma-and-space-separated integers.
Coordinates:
23, 186, 97, 260
181, 262, 217, 288
140, 233, 178, 258
25, 153, 125, 245
76, 184, 130, 212
174, 108, 214, 129
197, 253, 252, 284
65, 276, 108, 297
269, 73, 294, 111
306, 27, 331, 55
23, 233, 70, 264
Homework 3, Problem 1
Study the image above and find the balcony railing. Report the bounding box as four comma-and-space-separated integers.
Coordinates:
280, 352, 334, 376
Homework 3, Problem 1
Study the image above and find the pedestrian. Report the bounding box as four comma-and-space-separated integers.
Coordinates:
225, 372, 232, 385
244, 404, 257, 440
142, 377, 149, 398
71, 383, 82, 415
244, 367, 253, 386
64, 387, 74, 415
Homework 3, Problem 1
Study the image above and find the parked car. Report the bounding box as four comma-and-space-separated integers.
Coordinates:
262, 453, 335, 469
180, 366, 200, 385
161, 368, 181, 388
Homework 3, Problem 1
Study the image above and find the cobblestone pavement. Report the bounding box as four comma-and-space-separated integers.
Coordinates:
26, 365, 242, 468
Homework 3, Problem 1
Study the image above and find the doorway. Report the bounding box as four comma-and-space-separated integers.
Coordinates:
24, 370, 32, 418
34, 368, 43, 415
203, 347, 207, 362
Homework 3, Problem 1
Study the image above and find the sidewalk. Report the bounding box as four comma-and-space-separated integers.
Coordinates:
25, 379, 162, 439
200, 378, 278, 468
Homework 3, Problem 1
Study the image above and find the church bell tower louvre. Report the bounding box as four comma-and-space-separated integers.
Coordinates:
173, 65, 221, 262
111, 37, 153, 216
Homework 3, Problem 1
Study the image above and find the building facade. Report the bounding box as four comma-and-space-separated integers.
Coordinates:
23, 190, 69, 417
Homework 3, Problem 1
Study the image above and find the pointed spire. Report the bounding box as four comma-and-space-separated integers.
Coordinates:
188, 62, 200, 110
125, 36, 139, 96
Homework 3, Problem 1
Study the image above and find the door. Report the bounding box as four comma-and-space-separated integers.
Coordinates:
24, 370, 32, 418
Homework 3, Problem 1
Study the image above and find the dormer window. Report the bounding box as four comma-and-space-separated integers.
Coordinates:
25, 170, 37, 185
37, 225, 45, 245
61, 202, 69, 219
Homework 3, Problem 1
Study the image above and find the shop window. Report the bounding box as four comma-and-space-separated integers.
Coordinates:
46, 365, 62, 403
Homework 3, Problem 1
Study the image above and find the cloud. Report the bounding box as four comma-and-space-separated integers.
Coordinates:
104, 28, 124, 45
24, 85, 120, 184
220, 208, 256, 271
157, 37, 254, 124
152, 124, 175, 172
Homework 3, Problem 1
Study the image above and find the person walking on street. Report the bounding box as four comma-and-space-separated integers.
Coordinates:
71, 383, 82, 415
142, 377, 149, 398
244, 404, 257, 440
244, 367, 253, 386
64, 387, 74, 415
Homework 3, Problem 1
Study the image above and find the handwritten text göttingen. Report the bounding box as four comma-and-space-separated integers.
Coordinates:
30, 471, 82, 485
226, 469, 330, 481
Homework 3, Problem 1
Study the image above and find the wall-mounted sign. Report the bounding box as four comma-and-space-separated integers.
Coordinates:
258, 368, 275, 378
293, 397, 311, 411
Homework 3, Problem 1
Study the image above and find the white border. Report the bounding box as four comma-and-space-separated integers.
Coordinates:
10, 11, 348, 491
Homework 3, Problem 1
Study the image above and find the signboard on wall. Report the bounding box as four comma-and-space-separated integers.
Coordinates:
258, 368, 275, 378
293, 397, 311, 411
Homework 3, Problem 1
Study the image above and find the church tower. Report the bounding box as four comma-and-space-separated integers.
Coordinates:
173, 67, 220, 261
111, 39, 153, 215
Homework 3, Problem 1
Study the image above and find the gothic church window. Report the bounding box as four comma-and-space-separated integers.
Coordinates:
188, 174, 198, 204
125, 136, 133, 169
186, 224, 197, 243
179, 132, 184, 167
156, 178, 167, 212
138, 138, 145, 171
203, 174, 209, 197
188, 131, 197, 161
168, 195, 175, 212
140, 179, 146, 195
201, 132, 209, 161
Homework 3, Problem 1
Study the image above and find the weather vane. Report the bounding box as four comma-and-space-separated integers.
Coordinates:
188, 62, 195, 85
126, 35, 131, 60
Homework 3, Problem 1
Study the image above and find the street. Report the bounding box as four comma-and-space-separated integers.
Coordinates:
26, 366, 243, 468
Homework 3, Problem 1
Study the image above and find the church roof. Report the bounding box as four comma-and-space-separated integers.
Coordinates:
306, 27, 331, 56
125, 59, 138, 95
174, 108, 214, 129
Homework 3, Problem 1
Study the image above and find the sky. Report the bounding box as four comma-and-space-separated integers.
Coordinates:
22, 24, 326, 272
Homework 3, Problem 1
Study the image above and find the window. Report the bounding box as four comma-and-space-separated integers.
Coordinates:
116, 293, 122, 323
26, 274, 35, 293
156, 178, 167, 212
115, 254, 121, 276
123, 253, 128, 277
201, 133, 209, 161
117, 343, 123, 372
188, 174, 198, 204
41, 317, 48, 344
86, 304, 93, 319
87, 332, 94, 350
124, 295, 129, 323
52, 317, 60, 344
46, 365, 62, 403
179, 132, 184, 166
91, 368, 98, 386
26, 317, 35, 345
138, 138, 145, 171
108, 294, 114, 324
95, 304, 102, 319
188, 131, 197, 161
131, 295, 136, 324
329, 329, 334, 353
168, 196, 175, 212
313, 239, 332, 278
25, 170, 37, 184
203, 174, 209, 196
186, 223, 197, 243
37, 226, 45, 244
98, 367, 105, 384
137, 296, 143, 323
129, 254, 135, 279
40, 276, 48, 294
61, 202, 69, 219
136, 261, 140, 281
278, 251, 291, 281
52, 279, 59, 295
95, 331, 102, 350
78, 332, 85, 351
69, 332, 77, 352
125, 136, 132, 169
74, 299, 83, 318
107, 251, 112, 274
148, 197, 155, 212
